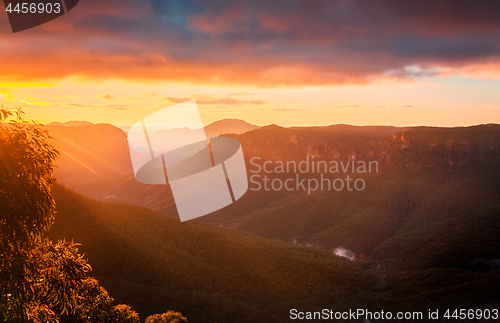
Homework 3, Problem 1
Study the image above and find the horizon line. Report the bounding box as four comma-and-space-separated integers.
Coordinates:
40, 119, 500, 130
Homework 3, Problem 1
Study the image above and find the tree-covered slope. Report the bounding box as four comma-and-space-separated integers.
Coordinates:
219, 165, 500, 270
46, 184, 500, 322
47, 184, 367, 322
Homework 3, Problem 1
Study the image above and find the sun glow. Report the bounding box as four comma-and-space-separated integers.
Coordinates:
59, 150, 97, 175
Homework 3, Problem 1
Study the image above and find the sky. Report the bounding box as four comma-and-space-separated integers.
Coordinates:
1, 0, 500, 127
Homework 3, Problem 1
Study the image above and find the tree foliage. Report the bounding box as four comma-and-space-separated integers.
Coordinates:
0, 108, 142, 322
0, 108, 79, 322
145, 311, 188, 323
106, 304, 140, 323
0, 108, 58, 246
69, 278, 114, 322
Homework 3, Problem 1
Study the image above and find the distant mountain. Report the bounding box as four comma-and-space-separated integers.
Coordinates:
67, 124, 404, 218
221, 123, 500, 170
147, 119, 260, 150
118, 118, 258, 137
47, 120, 94, 127
388, 124, 500, 169
200, 124, 500, 269
49, 122, 500, 271
204, 118, 260, 138
45, 119, 258, 187
222, 123, 405, 164
45, 123, 133, 186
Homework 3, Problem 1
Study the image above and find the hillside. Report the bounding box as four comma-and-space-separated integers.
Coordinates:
46, 123, 133, 186
49, 123, 500, 272
67, 124, 405, 218
215, 165, 500, 270
204, 119, 260, 138
47, 184, 368, 321
388, 124, 500, 169
47, 119, 259, 187
46, 184, 500, 321
227, 124, 403, 163
200, 125, 500, 270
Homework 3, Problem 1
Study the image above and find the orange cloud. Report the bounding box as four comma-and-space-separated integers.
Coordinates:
1, 0, 500, 87
164, 96, 266, 106
101, 93, 116, 100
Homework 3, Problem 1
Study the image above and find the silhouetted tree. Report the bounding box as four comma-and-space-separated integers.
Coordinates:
145, 311, 188, 323
56, 277, 114, 323
0, 108, 138, 322
0, 108, 87, 321
106, 304, 140, 323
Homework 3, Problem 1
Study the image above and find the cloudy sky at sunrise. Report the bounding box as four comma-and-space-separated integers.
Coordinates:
1, 0, 500, 127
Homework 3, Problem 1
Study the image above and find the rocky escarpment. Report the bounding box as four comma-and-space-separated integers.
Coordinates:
48, 123, 500, 190
230, 124, 401, 163
46, 123, 133, 185
387, 124, 500, 170
227, 124, 500, 171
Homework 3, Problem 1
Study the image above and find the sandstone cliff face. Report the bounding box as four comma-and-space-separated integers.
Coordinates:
231, 124, 398, 163
229, 124, 500, 171
46, 124, 133, 185
48, 122, 500, 188
387, 124, 500, 170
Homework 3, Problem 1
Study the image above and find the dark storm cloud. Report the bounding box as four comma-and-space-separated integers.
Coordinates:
1, 0, 500, 84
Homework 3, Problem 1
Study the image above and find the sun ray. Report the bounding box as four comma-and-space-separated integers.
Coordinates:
59, 150, 97, 175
